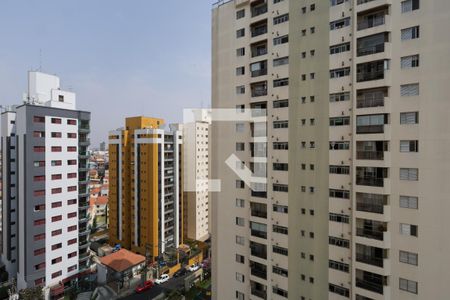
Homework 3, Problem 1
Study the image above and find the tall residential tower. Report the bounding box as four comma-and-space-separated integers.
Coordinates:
108, 117, 183, 258
212, 0, 450, 299
1, 71, 91, 298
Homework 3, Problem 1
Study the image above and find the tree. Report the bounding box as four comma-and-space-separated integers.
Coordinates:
19, 286, 44, 300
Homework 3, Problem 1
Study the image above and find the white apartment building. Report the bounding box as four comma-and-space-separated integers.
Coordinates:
182, 112, 211, 242
1, 72, 91, 299
212, 0, 450, 299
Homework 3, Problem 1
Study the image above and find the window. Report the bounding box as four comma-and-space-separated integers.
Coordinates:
331, 0, 348, 6
236, 66, 245, 76
400, 250, 418, 265
34, 146, 45, 153
51, 215, 62, 222
401, 26, 420, 40
34, 204, 45, 211
67, 132, 77, 139
273, 225, 288, 235
52, 243, 62, 250
51, 202, 62, 208
330, 42, 350, 55
34, 161, 45, 167
35, 263, 45, 270
401, 0, 419, 13
273, 56, 289, 67
401, 54, 419, 68
52, 257, 62, 265
68, 238, 77, 245
51, 188, 62, 194
329, 236, 350, 248
68, 225, 77, 232
68, 265, 77, 272
67, 186, 77, 192
51, 174, 62, 180
329, 260, 349, 273
34, 190, 45, 197
236, 47, 245, 57
273, 35, 289, 45
236, 217, 245, 227
34, 248, 45, 256
400, 112, 419, 124
273, 120, 288, 128
400, 195, 418, 209
33, 116, 45, 123
329, 165, 350, 175
236, 143, 245, 151
399, 278, 418, 294
400, 140, 418, 152
273, 266, 288, 277
273, 142, 288, 150
329, 189, 350, 199
273, 78, 289, 87
329, 213, 350, 224
400, 223, 418, 236
236, 235, 245, 245
67, 119, 77, 125
330, 92, 350, 102
273, 163, 288, 171
68, 199, 77, 205
51, 132, 62, 138
236, 28, 245, 38
67, 146, 77, 152
329, 141, 350, 150
400, 168, 418, 181
51, 118, 62, 124
236, 272, 245, 283
273, 245, 288, 256
274, 0, 284, 3
52, 271, 62, 279
273, 99, 288, 108
67, 172, 77, 179
34, 175, 45, 182
400, 83, 419, 96
33, 131, 45, 138
34, 219, 45, 226
330, 17, 350, 30
68, 159, 77, 165
34, 233, 45, 241
68, 251, 77, 259
310, 27, 315, 34
236, 9, 245, 19
329, 284, 350, 297
330, 117, 350, 126
236, 85, 245, 95
51, 146, 62, 152
68, 212, 77, 219
236, 180, 245, 189
273, 204, 288, 213
330, 67, 350, 78
273, 184, 288, 192
274, 14, 289, 25
51, 160, 62, 166
236, 291, 245, 300
236, 254, 245, 264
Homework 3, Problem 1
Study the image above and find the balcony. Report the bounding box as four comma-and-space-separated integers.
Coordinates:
356, 244, 385, 267
357, 43, 385, 57
357, 125, 384, 134
357, 93, 385, 109
79, 123, 90, 133
252, 69, 268, 77
356, 151, 384, 160
356, 167, 388, 187
251, 23, 268, 38
357, 70, 385, 82
250, 261, 267, 280
251, 82, 267, 97
356, 177, 384, 187
251, 1, 267, 17
356, 193, 388, 214
251, 289, 267, 300
356, 226, 386, 241
357, 0, 377, 4
251, 229, 267, 239
250, 242, 267, 259
356, 278, 384, 294
357, 12, 386, 31
251, 41, 268, 58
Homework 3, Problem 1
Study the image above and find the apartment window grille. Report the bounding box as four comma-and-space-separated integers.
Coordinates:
400, 195, 418, 209
330, 117, 350, 126
401, 55, 420, 68
329, 213, 350, 224
273, 184, 288, 192
330, 17, 350, 30
236, 143, 245, 151
400, 168, 418, 181
273, 14, 289, 25
329, 141, 350, 150
329, 189, 350, 199
329, 284, 350, 297
400, 223, 418, 236
400, 112, 419, 124
401, 26, 420, 40
273, 287, 288, 298
273, 266, 288, 277
273, 120, 288, 128
399, 278, 418, 294
329, 165, 350, 175
401, 0, 419, 13
399, 250, 418, 265
273, 245, 288, 256
400, 140, 418, 152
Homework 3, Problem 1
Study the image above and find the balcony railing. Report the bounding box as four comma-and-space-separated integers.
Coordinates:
357, 44, 385, 56
356, 177, 384, 187
251, 191, 267, 198
251, 210, 267, 218
357, 94, 385, 108
356, 125, 384, 134
357, 15, 385, 31
356, 151, 384, 160
252, 26, 268, 37
356, 228, 384, 241
251, 289, 267, 300
251, 268, 267, 280
356, 279, 384, 294
357, 0, 377, 4
252, 48, 267, 58
357, 70, 384, 82
356, 253, 384, 267
252, 89, 268, 97
356, 201, 384, 214
251, 230, 267, 239
252, 69, 268, 77
251, 249, 267, 259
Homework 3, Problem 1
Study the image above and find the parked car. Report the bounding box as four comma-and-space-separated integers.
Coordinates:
173, 268, 187, 278
135, 280, 154, 293
188, 264, 200, 272
155, 274, 170, 285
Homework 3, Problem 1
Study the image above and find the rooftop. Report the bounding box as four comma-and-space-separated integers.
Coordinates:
99, 249, 145, 273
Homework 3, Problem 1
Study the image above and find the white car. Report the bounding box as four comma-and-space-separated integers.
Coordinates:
155, 274, 170, 285
188, 264, 200, 272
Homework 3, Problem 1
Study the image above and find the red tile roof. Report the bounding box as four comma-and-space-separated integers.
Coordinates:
99, 249, 145, 272
96, 196, 108, 206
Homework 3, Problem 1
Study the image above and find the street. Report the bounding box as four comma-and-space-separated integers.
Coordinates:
121, 272, 189, 300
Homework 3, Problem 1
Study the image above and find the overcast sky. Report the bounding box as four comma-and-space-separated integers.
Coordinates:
0, 0, 212, 146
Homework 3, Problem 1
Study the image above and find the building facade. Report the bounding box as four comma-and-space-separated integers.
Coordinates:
108, 117, 183, 259
1, 71, 91, 298
212, 0, 450, 299
182, 115, 210, 242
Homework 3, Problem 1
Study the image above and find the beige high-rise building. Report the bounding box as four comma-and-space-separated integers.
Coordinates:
182, 113, 211, 242
211, 0, 450, 299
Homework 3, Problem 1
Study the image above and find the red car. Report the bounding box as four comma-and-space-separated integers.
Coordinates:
135, 280, 154, 293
